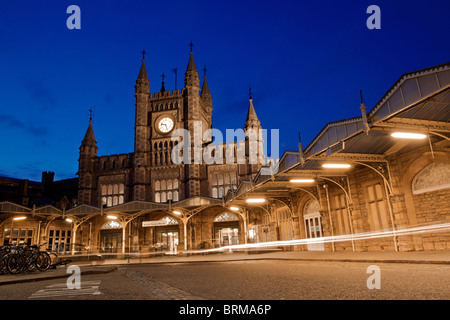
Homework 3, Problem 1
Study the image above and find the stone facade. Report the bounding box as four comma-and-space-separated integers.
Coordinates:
0, 60, 448, 254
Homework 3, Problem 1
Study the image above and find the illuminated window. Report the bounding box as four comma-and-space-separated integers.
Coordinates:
161, 216, 179, 225
155, 179, 179, 203
101, 221, 122, 229
4, 228, 33, 246
214, 212, 239, 222
211, 173, 238, 198
101, 183, 125, 207
47, 229, 71, 252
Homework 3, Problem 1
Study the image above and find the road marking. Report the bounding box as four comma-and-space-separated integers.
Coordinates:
28, 280, 101, 299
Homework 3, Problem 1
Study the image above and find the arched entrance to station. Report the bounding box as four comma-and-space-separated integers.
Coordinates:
154, 216, 180, 255
213, 212, 240, 248
303, 199, 324, 251
100, 220, 122, 254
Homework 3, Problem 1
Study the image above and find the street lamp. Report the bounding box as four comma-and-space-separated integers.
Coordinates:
322, 163, 351, 169
391, 132, 427, 139
246, 198, 266, 203
290, 178, 315, 183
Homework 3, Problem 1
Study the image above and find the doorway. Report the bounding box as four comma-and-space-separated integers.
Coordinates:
303, 199, 324, 251
100, 232, 122, 254
217, 227, 239, 247
156, 230, 179, 254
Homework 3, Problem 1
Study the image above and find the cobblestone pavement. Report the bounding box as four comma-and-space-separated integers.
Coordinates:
118, 267, 205, 300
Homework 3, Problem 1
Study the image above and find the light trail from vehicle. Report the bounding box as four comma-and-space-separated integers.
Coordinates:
185, 221, 450, 254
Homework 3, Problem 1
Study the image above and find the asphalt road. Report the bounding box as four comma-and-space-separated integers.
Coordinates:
0, 260, 448, 300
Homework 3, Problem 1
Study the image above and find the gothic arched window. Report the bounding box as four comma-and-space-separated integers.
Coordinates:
154, 179, 180, 203
100, 183, 125, 207
412, 162, 450, 194
214, 212, 239, 222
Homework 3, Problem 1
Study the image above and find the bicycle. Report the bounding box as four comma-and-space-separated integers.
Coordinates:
0, 245, 12, 275
2, 243, 51, 274
6, 244, 27, 274
28, 243, 51, 272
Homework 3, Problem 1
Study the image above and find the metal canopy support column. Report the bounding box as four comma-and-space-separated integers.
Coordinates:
323, 184, 335, 252
65, 213, 97, 255
352, 160, 398, 252
319, 176, 355, 252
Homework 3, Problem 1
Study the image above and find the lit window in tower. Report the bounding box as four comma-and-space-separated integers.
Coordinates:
211, 173, 238, 198
154, 179, 179, 203
101, 183, 125, 207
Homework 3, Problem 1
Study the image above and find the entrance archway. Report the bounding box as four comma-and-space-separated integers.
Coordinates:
303, 199, 324, 251
154, 216, 179, 255
100, 220, 122, 254
213, 212, 240, 248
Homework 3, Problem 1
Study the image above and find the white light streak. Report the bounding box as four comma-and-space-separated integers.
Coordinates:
184, 222, 450, 254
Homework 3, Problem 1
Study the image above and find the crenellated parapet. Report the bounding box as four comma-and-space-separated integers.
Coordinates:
95, 153, 133, 171
150, 89, 181, 99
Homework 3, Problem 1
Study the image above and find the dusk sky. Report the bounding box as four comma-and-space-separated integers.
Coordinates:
0, 0, 449, 182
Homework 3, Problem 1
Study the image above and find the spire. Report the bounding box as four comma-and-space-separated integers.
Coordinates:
186, 51, 198, 74
160, 72, 166, 92
135, 50, 150, 94
83, 108, 96, 144
201, 66, 211, 98
137, 59, 149, 81
80, 116, 98, 158
82, 120, 96, 144
184, 42, 200, 88
186, 41, 198, 74
245, 87, 260, 127
201, 77, 211, 97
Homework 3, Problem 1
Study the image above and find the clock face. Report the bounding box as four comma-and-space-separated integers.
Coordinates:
158, 117, 174, 133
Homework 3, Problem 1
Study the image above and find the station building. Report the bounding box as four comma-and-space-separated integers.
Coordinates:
0, 55, 448, 255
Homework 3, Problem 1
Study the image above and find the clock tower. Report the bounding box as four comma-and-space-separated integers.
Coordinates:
132, 47, 213, 202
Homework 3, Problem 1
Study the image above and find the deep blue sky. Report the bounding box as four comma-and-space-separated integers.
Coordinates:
0, 0, 449, 181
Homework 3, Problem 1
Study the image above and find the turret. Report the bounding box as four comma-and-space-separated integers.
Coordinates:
201, 66, 212, 107
77, 118, 98, 205
184, 47, 200, 89
133, 51, 151, 201
244, 89, 264, 167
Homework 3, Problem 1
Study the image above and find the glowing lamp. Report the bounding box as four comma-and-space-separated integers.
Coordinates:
290, 178, 315, 183
246, 198, 266, 203
322, 163, 351, 169
391, 132, 426, 140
